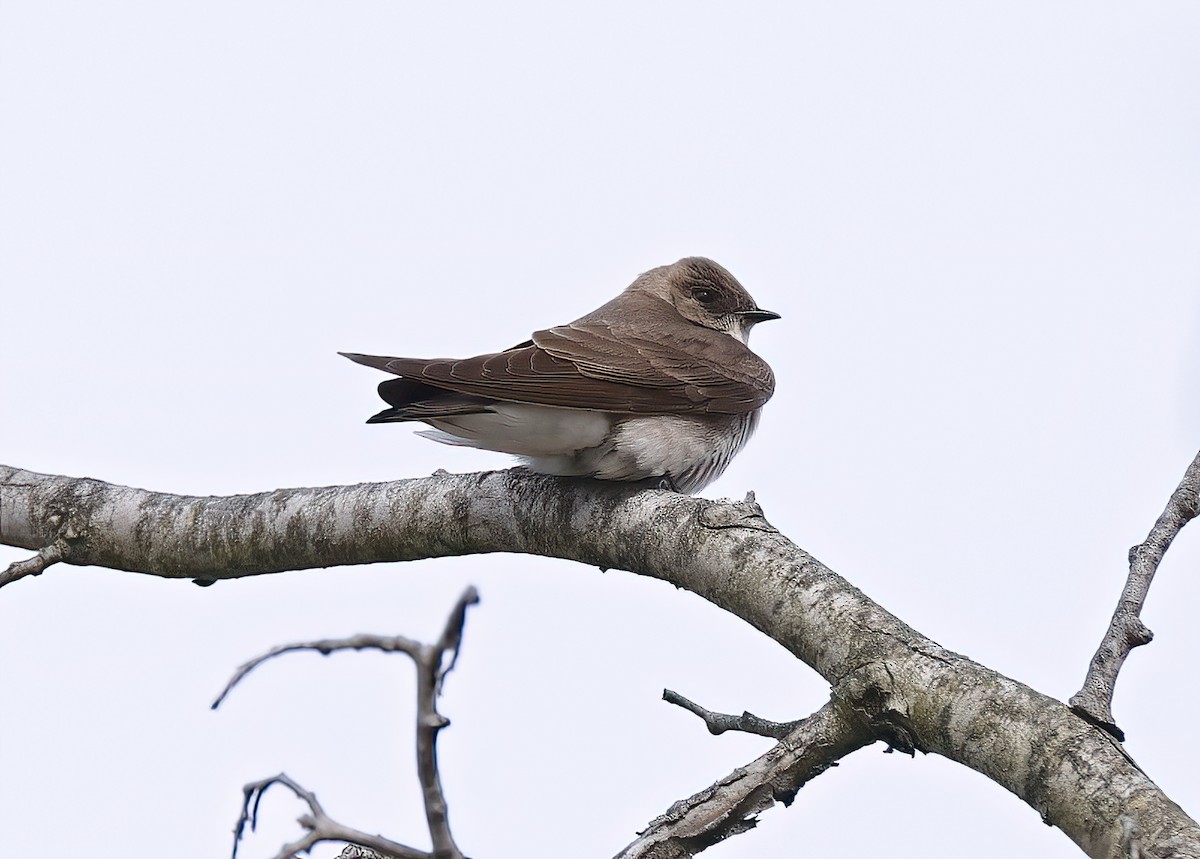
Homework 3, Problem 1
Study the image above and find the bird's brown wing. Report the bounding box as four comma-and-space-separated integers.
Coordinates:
339, 322, 773, 416
532, 321, 774, 413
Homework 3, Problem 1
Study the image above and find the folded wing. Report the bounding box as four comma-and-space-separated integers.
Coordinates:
340, 320, 773, 417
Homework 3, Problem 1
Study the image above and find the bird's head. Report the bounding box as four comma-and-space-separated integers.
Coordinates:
637, 257, 780, 343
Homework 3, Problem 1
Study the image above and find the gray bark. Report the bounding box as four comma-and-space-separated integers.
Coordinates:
1, 463, 1197, 858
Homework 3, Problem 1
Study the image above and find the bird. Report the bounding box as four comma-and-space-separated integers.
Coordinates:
340, 257, 778, 494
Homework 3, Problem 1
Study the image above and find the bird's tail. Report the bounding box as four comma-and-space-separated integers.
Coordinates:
340, 352, 492, 424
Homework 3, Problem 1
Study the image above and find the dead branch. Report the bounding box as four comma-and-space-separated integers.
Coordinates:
212, 633, 424, 710
662, 689, 802, 739
616, 699, 873, 858
220, 587, 479, 859
0, 539, 68, 587
1070, 449, 1200, 740
234, 774, 429, 859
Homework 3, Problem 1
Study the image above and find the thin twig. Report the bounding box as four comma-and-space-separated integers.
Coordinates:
1070, 449, 1200, 740
211, 633, 424, 710
223, 587, 480, 859
433, 587, 477, 695
616, 699, 874, 858
662, 689, 802, 739
233, 774, 430, 859
422, 587, 478, 857
0, 540, 68, 588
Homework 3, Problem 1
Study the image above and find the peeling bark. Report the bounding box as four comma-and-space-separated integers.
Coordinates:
1, 463, 1197, 858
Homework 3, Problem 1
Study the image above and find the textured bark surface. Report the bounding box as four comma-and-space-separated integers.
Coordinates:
2, 463, 1197, 858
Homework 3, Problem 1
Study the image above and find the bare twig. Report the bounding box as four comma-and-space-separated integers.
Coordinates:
211, 633, 424, 710
662, 689, 802, 739
233, 773, 429, 859
0, 540, 68, 588
616, 699, 874, 858
1070, 449, 1200, 740
433, 588, 474, 694
416, 587, 478, 858
222, 587, 479, 859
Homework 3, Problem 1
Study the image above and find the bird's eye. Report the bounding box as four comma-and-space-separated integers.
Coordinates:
691, 287, 717, 305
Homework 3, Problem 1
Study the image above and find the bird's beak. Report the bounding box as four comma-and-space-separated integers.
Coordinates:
738, 308, 781, 323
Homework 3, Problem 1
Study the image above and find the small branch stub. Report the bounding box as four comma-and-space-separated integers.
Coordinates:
662, 689, 802, 739
0, 540, 68, 588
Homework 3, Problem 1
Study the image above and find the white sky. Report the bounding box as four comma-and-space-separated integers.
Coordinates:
2, 3, 1198, 857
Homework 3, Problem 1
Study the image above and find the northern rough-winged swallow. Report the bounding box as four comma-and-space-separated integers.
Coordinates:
341, 257, 778, 493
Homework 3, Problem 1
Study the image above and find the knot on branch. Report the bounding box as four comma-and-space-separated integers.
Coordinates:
834, 663, 922, 756
45, 475, 108, 539
1126, 619, 1153, 648
697, 497, 777, 534
1119, 814, 1144, 859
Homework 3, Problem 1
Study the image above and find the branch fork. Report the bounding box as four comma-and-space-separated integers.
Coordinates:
218, 587, 480, 859
618, 696, 874, 858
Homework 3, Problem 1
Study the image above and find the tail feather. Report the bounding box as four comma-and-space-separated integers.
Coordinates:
414, 428, 478, 447
364, 378, 493, 424
342, 350, 500, 425
339, 352, 404, 372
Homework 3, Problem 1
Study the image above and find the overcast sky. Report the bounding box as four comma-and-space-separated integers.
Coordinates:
2, 3, 1199, 857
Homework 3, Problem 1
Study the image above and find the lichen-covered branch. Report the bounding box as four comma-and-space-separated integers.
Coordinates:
2, 463, 1198, 858
1070, 449, 1200, 740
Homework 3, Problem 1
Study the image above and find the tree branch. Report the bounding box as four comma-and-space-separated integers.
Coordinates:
212, 632, 424, 710
218, 588, 479, 859
234, 773, 431, 859
0, 538, 68, 587
3, 463, 1199, 858
617, 699, 873, 858
1069, 449, 1200, 740
417, 588, 478, 858
662, 689, 802, 739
